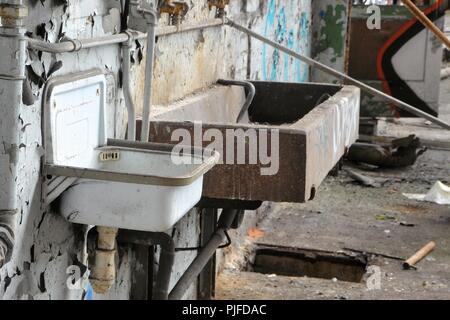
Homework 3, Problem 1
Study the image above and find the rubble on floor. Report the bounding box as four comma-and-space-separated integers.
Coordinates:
217, 148, 450, 300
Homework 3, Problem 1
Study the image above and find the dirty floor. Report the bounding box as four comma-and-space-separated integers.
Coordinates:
216, 78, 450, 301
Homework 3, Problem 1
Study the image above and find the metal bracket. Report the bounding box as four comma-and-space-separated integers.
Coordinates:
130, 0, 158, 26
208, 0, 229, 18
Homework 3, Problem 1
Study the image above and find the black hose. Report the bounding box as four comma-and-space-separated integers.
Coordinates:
168, 209, 239, 300
217, 79, 256, 123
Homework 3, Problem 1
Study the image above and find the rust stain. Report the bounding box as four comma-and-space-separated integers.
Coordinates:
247, 228, 265, 239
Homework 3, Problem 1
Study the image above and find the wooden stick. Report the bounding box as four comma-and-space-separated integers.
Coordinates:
403, 241, 436, 269
402, 0, 450, 50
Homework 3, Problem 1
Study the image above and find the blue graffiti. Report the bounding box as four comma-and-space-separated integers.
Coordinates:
262, 1, 310, 83
295, 11, 309, 82
284, 29, 295, 81
262, 0, 277, 81
271, 6, 287, 81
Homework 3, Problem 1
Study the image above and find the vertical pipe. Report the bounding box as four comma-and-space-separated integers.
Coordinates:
122, 35, 137, 141
152, 233, 175, 300
117, 230, 175, 300
0, 1, 27, 267
140, 22, 156, 142
89, 227, 119, 294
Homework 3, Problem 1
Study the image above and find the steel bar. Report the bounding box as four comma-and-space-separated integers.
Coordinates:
226, 18, 450, 131
169, 209, 238, 300
27, 19, 224, 53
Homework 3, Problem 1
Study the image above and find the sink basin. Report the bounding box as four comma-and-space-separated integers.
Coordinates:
138, 81, 360, 204
43, 70, 218, 232
45, 143, 218, 232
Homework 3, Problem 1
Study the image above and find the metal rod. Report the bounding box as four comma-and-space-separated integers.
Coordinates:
217, 79, 256, 123
402, 0, 450, 50
226, 18, 450, 131
169, 209, 238, 300
26, 19, 224, 54
140, 22, 156, 142
122, 33, 137, 141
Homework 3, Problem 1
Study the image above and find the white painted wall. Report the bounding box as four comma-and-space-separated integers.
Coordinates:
0, 0, 313, 300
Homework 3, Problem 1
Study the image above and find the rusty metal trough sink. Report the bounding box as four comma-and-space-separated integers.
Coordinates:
136, 81, 360, 205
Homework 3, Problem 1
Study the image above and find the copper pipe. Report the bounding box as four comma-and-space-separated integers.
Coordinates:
402, 0, 450, 49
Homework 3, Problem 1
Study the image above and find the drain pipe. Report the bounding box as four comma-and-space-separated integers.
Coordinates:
0, 1, 28, 267
217, 79, 255, 123
130, 0, 158, 142
169, 209, 238, 300
89, 227, 119, 294
118, 230, 175, 300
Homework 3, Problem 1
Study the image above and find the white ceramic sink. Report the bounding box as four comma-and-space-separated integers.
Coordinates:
43, 70, 218, 232
46, 144, 218, 232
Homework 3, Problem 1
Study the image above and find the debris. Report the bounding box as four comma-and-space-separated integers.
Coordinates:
345, 169, 388, 188
347, 135, 427, 168
360, 118, 450, 151
403, 241, 436, 270
343, 247, 404, 261
403, 181, 450, 205
399, 221, 416, 227
375, 214, 396, 221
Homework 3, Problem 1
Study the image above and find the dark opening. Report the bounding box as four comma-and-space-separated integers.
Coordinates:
249, 246, 367, 283
248, 82, 342, 125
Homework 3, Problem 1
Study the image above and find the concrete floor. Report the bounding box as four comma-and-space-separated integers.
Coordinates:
216, 74, 450, 300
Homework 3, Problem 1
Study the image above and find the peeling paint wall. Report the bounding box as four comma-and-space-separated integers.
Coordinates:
130, 0, 313, 112
311, 0, 350, 84
0, 0, 313, 300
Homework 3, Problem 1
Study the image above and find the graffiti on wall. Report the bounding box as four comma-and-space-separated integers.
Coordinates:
348, 1, 447, 117
261, 0, 311, 82
377, 0, 447, 117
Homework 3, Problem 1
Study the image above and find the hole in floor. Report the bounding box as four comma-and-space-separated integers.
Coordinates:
248, 245, 368, 283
